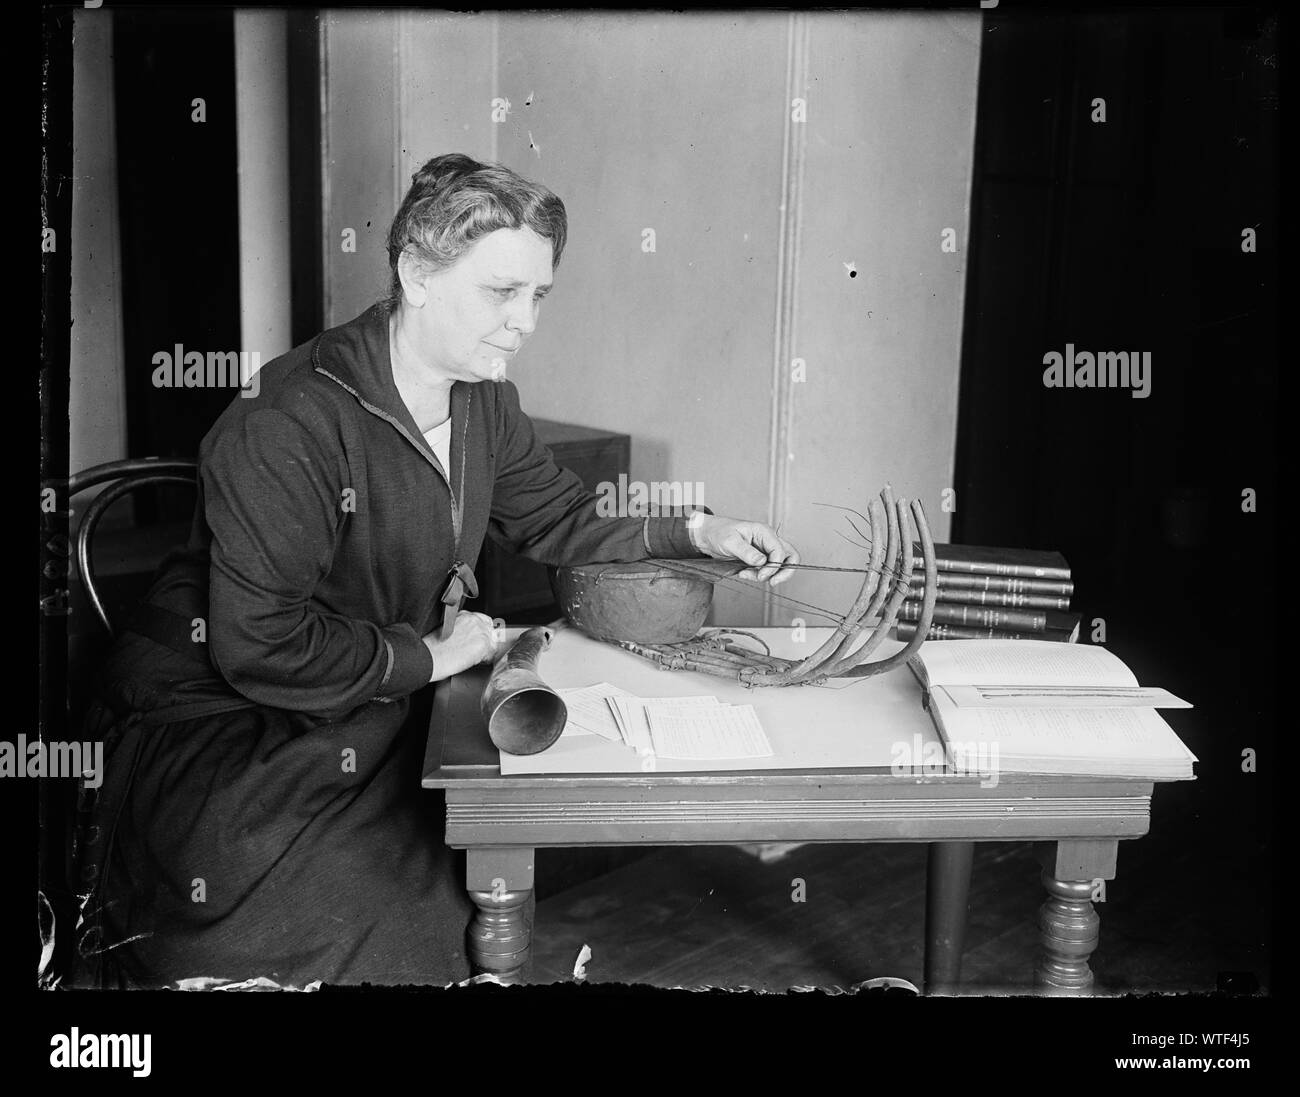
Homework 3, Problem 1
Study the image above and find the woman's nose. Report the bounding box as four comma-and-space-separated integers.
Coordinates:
505, 297, 538, 335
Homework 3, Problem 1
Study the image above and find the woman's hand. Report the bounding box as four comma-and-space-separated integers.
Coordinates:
689, 514, 800, 585
422, 612, 501, 683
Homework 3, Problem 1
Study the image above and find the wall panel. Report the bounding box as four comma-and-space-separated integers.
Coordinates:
320, 11, 980, 626
778, 13, 980, 623
493, 13, 788, 623
323, 12, 401, 324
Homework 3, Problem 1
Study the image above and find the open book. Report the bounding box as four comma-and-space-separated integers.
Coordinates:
908, 640, 1197, 779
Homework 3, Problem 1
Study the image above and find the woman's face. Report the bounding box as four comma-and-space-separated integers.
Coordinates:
402, 226, 554, 384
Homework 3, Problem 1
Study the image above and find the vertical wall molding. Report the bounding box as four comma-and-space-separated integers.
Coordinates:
393, 13, 407, 212
490, 14, 500, 164
70, 8, 128, 475
764, 12, 810, 627
234, 9, 292, 364
318, 15, 333, 327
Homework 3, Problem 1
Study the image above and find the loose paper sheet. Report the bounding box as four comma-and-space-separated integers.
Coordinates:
609, 695, 721, 753
558, 683, 636, 740
645, 703, 774, 760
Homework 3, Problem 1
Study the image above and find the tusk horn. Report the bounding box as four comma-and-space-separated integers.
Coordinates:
480, 627, 568, 756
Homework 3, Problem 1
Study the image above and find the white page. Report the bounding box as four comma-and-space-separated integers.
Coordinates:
938, 684, 1192, 709
559, 722, 598, 739
611, 695, 720, 754
605, 696, 633, 748
646, 704, 774, 760
933, 691, 1196, 762
610, 697, 652, 753
640, 697, 723, 706
558, 683, 636, 740
639, 698, 728, 750
910, 640, 1138, 689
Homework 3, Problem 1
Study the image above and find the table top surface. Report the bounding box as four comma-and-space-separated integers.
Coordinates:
422, 625, 1169, 797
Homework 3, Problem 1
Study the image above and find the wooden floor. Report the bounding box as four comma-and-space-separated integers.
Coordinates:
526, 779, 1269, 993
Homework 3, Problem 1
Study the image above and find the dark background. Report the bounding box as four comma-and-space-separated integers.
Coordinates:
955, 4, 1277, 968
113, 9, 238, 481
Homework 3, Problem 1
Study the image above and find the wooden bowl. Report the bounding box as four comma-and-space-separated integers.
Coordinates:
548, 560, 715, 643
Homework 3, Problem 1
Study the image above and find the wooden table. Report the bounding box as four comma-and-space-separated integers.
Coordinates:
422, 629, 1179, 993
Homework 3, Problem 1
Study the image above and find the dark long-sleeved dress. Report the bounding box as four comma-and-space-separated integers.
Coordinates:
75, 303, 703, 988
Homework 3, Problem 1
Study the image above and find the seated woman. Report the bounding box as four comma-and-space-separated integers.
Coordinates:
74, 153, 799, 988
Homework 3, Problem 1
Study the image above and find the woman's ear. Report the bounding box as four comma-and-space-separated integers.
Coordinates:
396, 250, 429, 308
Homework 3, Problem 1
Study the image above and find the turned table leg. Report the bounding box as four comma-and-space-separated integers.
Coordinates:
1034, 839, 1118, 994
466, 847, 535, 984
925, 841, 974, 994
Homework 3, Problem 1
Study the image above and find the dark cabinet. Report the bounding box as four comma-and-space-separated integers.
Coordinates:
471, 418, 631, 621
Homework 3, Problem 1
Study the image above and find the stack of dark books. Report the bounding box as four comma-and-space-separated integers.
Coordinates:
896, 544, 1079, 643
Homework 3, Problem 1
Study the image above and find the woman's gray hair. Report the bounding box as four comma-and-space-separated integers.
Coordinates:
385, 153, 567, 309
